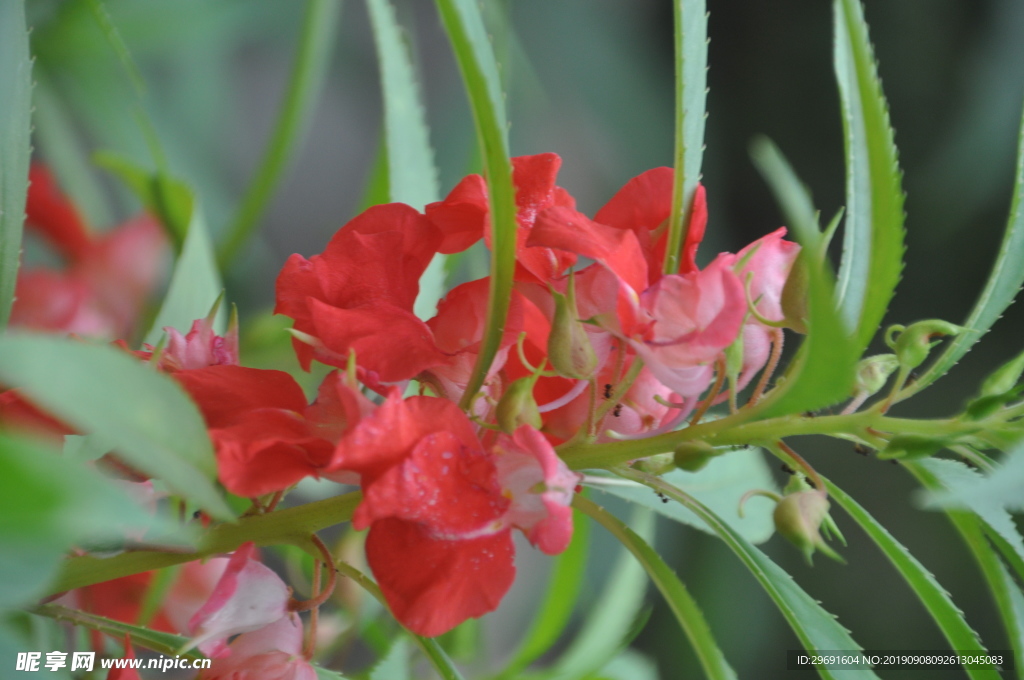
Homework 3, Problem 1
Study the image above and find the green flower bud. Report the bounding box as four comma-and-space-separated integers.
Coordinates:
496, 377, 543, 433
548, 276, 599, 380
877, 434, 945, 460
673, 441, 718, 472
773, 490, 844, 564
886, 320, 962, 371
634, 452, 676, 475
854, 354, 899, 397
979, 348, 1024, 398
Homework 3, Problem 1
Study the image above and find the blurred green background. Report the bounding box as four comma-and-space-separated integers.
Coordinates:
24, 0, 1024, 677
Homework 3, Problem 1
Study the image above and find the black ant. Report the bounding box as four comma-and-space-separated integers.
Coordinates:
612, 403, 623, 417
603, 383, 613, 399
780, 464, 796, 475
853, 443, 870, 456
655, 491, 669, 504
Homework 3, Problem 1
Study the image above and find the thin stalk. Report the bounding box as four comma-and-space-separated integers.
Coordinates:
217, 0, 341, 269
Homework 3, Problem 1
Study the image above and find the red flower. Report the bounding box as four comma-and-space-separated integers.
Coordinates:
330, 392, 579, 637
275, 203, 446, 385
425, 153, 578, 283
175, 366, 371, 497
12, 164, 167, 338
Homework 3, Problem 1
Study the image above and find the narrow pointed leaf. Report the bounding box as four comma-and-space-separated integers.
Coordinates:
0, 334, 233, 520
502, 510, 590, 676
901, 91, 1024, 400
663, 0, 708, 274
0, 0, 32, 328
908, 461, 1024, 679
616, 466, 880, 680
751, 138, 858, 416
824, 476, 1000, 680
434, 0, 516, 410
834, 0, 906, 352
366, 0, 447, 321
218, 0, 341, 268
575, 497, 737, 680
546, 507, 654, 680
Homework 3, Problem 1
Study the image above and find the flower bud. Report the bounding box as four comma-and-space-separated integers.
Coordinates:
779, 257, 809, 334
854, 354, 899, 397
886, 320, 962, 371
979, 348, 1024, 398
634, 452, 676, 475
877, 434, 945, 460
547, 276, 598, 380
496, 377, 543, 433
773, 490, 844, 564
673, 440, 718, 472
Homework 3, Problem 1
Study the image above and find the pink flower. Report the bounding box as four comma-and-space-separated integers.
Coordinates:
185, 543, 291, 656
160, 316, 240, 371
198, 614, 316, 680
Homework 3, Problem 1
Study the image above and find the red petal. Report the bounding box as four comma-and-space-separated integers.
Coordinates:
355, 429, 507, 534
679, 183, 708, 275
366, 518, 515, 637
425, 174, 488, 254
174, 366, 308, 429
330, 393, 480, 482
26, 164, 91, 261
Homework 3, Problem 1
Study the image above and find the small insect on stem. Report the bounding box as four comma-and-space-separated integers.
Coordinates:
655, 491, 669, 504
853, 443, 870, 456
612, 403, 623, 417
603, 383, 613, 399
780, 464, 796, 475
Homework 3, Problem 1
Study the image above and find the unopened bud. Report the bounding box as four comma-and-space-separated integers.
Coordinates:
877, 434, 945, 461
854, 354, 899, 397
548, 277, 599, 380
773, 490, 843, 564
673, 441, 718, 472
779, 257, 809, 334
980, 348, 1024, 398
635, 452, 676, 475
886, 320, 962, 371
496, 377, 543, 433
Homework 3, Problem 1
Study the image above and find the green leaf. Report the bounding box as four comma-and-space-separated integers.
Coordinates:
144, 194, 224, 345
434, 0, 517, 411
546, 506, 654, 680
370, 637, 410, 680
217, 0, 341, 268
833, 0, 906, 352
315, 667, 354, 680
901, 84, 1024, 400
908, 462, 1024, 679
925, 446, 1024, 514
0, 435, 158, 610
587, 649, 660, 680
0, 0, 32, 328
366, 0, 447, 321
502, 510, 590, 676
616, 466, 881, 680
750, 139, 858, 417
29, 605, 204, 660
590, 448, 777, 544
915, 458, 1024, 567
662, 0, 708, 275
575, 497, 737, 680
0, 334, 233, 520
824, 476, 1001, 680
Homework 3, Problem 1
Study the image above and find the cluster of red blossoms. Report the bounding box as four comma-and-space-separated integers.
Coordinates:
9, 153, 799, 668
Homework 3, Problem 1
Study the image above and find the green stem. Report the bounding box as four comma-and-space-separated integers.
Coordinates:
434, 0, 517, 413
573, 496, 737, 680
44, 492, 360, 596
216, 0, 341, 269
